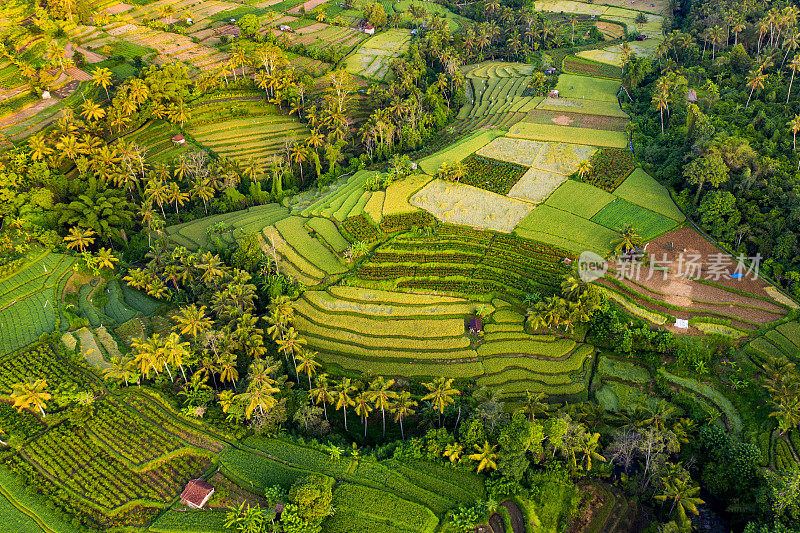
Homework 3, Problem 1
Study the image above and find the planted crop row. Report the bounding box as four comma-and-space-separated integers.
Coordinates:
0, 344, 97, 394
85, 397, 185, 467
459, 154, 529, 195
341, 214, 383, 243
657, 370, 743, 433
331, 483, 438, 532
585, 148, 634, 191
24, 424, 209, 511
380, 211, 437, 233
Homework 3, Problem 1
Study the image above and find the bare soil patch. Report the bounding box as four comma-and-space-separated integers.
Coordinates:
104, 2, 134, 15
596, 21, 625, 38
489, 513, 506, 533
523, 109, 628, 131
289, 0, 330, 14
501, 500, 525, 533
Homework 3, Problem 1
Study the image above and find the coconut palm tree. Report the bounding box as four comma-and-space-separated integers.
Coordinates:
652, 87, 669, 135
367, 376, 398, 437
354, 392, 373, 437
80, 100, 105, 122
654, 472, 704, 530
574, 432, 605, 471
64, 227, 96, 251
92, 67, 113, 99
10, 379, 51, 417
275, 327, 307, 376
422, 377, 458, 427
745, 68, 768, 109
788, 56, 800, 103
468, 441, 499, 474
173, 304, 214, 341
577, 160, 592, 180
310, 374, 334, 420
612, 225, 642, 255
391, 390, 417, 440
296, 348, 321, 389
334, 378, 357, 432
443, 442, 463, 464
788, 114, 800, 155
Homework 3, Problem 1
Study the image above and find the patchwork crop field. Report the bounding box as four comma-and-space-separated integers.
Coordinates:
344, 29, 412, 80
507, 122, 628, 148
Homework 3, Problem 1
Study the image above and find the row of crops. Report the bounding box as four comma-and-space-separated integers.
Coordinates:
0, 253, 76, 356
166, 203, 290, 250
218, 436, 484, 531
1, 344, 226, 527
357, 224, 573, 298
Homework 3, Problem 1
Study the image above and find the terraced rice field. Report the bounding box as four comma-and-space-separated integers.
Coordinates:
295, 284, 593, 398
262, 216, 348, 285
590, 198, 678, 241
187, 102, 309, 166
746, 321, 800, 365
344, 29, 412, 80
0, 252, 75, 355
166, 203, 290, 250
117, 119, 199, 164
507, 122, 628, 148
453, 62, 541, 134
410, 179, 534, 232
284, 23, 367, 51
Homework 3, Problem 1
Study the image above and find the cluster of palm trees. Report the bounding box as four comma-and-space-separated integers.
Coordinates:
526, 276, 603, 333
437, 161, 466, 183
10, 378, 51, 418
308, 374, 458, 439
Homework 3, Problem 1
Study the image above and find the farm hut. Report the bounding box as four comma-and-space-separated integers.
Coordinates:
41, 91, 51, 100
279, 24, 292, 32
686, 89, 698, 103
548, 89, 559, 98
674, 319, 689, 329
468, 317, 483, 334
180, 479, 215, 509
172, 134, 186, 144
361, 22, 375, 35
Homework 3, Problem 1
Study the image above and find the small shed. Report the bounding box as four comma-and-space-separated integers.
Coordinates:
686, 89, 698, 103
41, 91, 51, 100
172, 134, 186, 144
362, 23, 375, 35
468, 317, 483, 334
180, 479, 215, 509
547, 89, 559, 98
544, 67, 557, 75
279, 24, 292, 32
674, 318, 689, 329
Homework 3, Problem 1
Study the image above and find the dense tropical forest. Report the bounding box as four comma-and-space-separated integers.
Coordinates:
0, 0, 799, 531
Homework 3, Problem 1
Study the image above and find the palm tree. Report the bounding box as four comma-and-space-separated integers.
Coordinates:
443, 442, 463, 464
334, 378, 357, 431
422, 377, 458, 427
310, 374, 334, 420
522, 390, 550, 422
240, 382, 280, 420
10, 379, 51, 417
191, 177, 215, 215
745, 68, 768, 109
391, 390, 417, 440
173, 304, 214, 341
80, 100, 105, 122
28, 133, 53, 161
612, 224, 642, 255
103, 356, 135, 386
64, 227, 96, 251
367, 376, 398, 437
354, 392, 373, 437
574, 432, 605, 471
709, 25, 724, 60
92, 67, 113, 99
468, 441, 499, 474
168, 182, 189, 215
788, 56, 800, 103
275, 327, 307, 376
788, 114, 800, 154
296, 349, 321, 389
577, 160, 592, 180
652, 87, 669, 135
164, 332, 190, 381
655, 474, 704, 530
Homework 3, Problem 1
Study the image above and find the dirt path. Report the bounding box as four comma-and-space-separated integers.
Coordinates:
501, 500, 525, 533
489, 512, 506, 533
